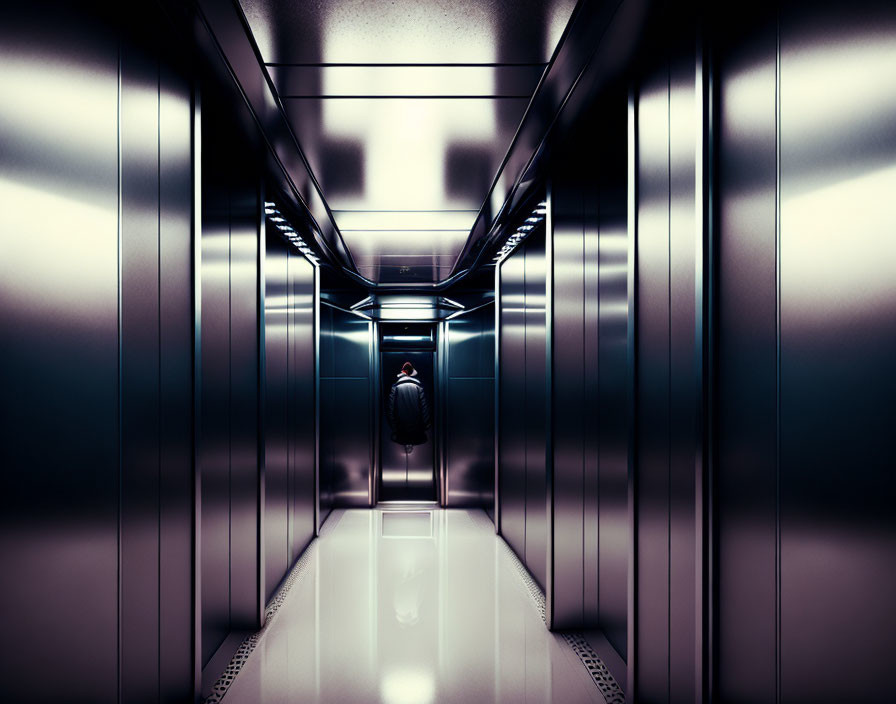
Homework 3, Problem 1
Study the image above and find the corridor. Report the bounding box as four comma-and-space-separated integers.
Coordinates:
2, 0, 895, 703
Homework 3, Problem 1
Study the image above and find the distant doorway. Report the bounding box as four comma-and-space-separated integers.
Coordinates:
379, 325, 437, 502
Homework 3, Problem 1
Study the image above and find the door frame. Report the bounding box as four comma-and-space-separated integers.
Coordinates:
375, 321, 441, 505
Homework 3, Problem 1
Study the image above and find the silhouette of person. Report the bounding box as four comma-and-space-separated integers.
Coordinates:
387, 362, 431, 455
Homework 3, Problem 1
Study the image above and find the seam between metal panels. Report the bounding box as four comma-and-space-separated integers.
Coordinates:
203, 510, 344, 704
666, 58, 673, 703
774, 10, 783, 703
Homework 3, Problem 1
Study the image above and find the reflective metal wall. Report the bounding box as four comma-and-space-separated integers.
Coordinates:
631, 16, 700, 702
1, 3, 195, 701
498, 252, 528, 562
121, 8, 196, 703
319, 304, 374, 508
263, 234, 316, 603
543, 102, 629, 682
714, 2, 896, 702
199, 83, 263, 677
497, 231, 548, 589
0, 6, 120, 701
443, 303, 495, 508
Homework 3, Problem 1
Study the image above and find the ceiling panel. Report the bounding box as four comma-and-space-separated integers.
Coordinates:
269, 65, 546, 98
283, 97, 529, 211
339, 230, 469, 257
239, 0, 578, 283
241, 0, 577, 65
331, 210, 478, 231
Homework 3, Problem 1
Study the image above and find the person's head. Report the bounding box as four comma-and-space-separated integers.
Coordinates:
401, 361, 415, 376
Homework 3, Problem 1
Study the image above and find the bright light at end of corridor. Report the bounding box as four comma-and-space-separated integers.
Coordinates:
381, 669, 435, 704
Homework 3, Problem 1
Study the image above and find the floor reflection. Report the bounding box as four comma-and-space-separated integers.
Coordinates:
222, 509, 603, 703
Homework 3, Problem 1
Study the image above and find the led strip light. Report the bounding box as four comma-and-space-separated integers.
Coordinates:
264, 200, 321, 265
492, 200, 548, 262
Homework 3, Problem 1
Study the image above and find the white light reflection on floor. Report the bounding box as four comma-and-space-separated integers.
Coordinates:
221, 509, 606, 703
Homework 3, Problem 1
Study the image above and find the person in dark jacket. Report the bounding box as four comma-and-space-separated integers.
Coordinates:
387, 362, 431, 454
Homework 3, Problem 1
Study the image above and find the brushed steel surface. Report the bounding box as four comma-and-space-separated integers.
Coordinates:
550, 174, 586, 628
498, 251, 528, 564
715, 12, 780, 703
227, 163, 261, 631
0, 5, 120, 700
264, 236, 316, 603
120, 24, 198, 699
778, 3, 896, 701
291, 254, 316, 560
200, 117, 237, 670
634, 65, 672, 701
582, 185, 600, 628
264, 234, 290, 601
667, 41, 698, 704
523, 232, 548, 591
630, 26, 702, 700
120, 18, 162, 700
444, 303, 495, 507
597, 106, 630, 661
319, 305, 373, 506
200, 100, 263, 667
158, 52, 198, 704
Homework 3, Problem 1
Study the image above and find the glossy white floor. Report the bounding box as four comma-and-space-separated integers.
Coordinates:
218, 508, 608, 704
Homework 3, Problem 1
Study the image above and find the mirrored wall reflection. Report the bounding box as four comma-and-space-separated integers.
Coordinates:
264, 233, 317, 604
319, 305, 374, 509
0, 4, 121, 701
497, 228, 548, 591
442, 302, 495, 510
714, 3, 896, 703
778, 3, 896, 701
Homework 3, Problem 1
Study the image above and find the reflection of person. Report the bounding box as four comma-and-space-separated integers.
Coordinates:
387, 362, 431, 454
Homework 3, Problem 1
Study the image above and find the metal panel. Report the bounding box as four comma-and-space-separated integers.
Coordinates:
498, 252, 527, 562
120, 19, 161, 700
157, 55, 196, 703
634, 68, 672, 701
444, 303, 495, 507
265, 238, 315, 600
200, 96, 263, 669
550, 176, 585, 627
582, 184, 600, 627
667, 45, 698, 704
0, 5, 120, 700
228, 176, 260, 630
597, 112, 630, 660
264, 234, 290, 601
778, 3, 896, 702
715, 12, 779, 702
200, 144, 233, 666
524, 232, 548, 591
291, 254, 316, 559
329, 377, 371, 505
320, 305, 372, 506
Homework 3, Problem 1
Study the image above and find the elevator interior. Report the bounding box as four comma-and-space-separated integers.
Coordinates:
379, 323, 438, 503
2, 0, 896, 703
